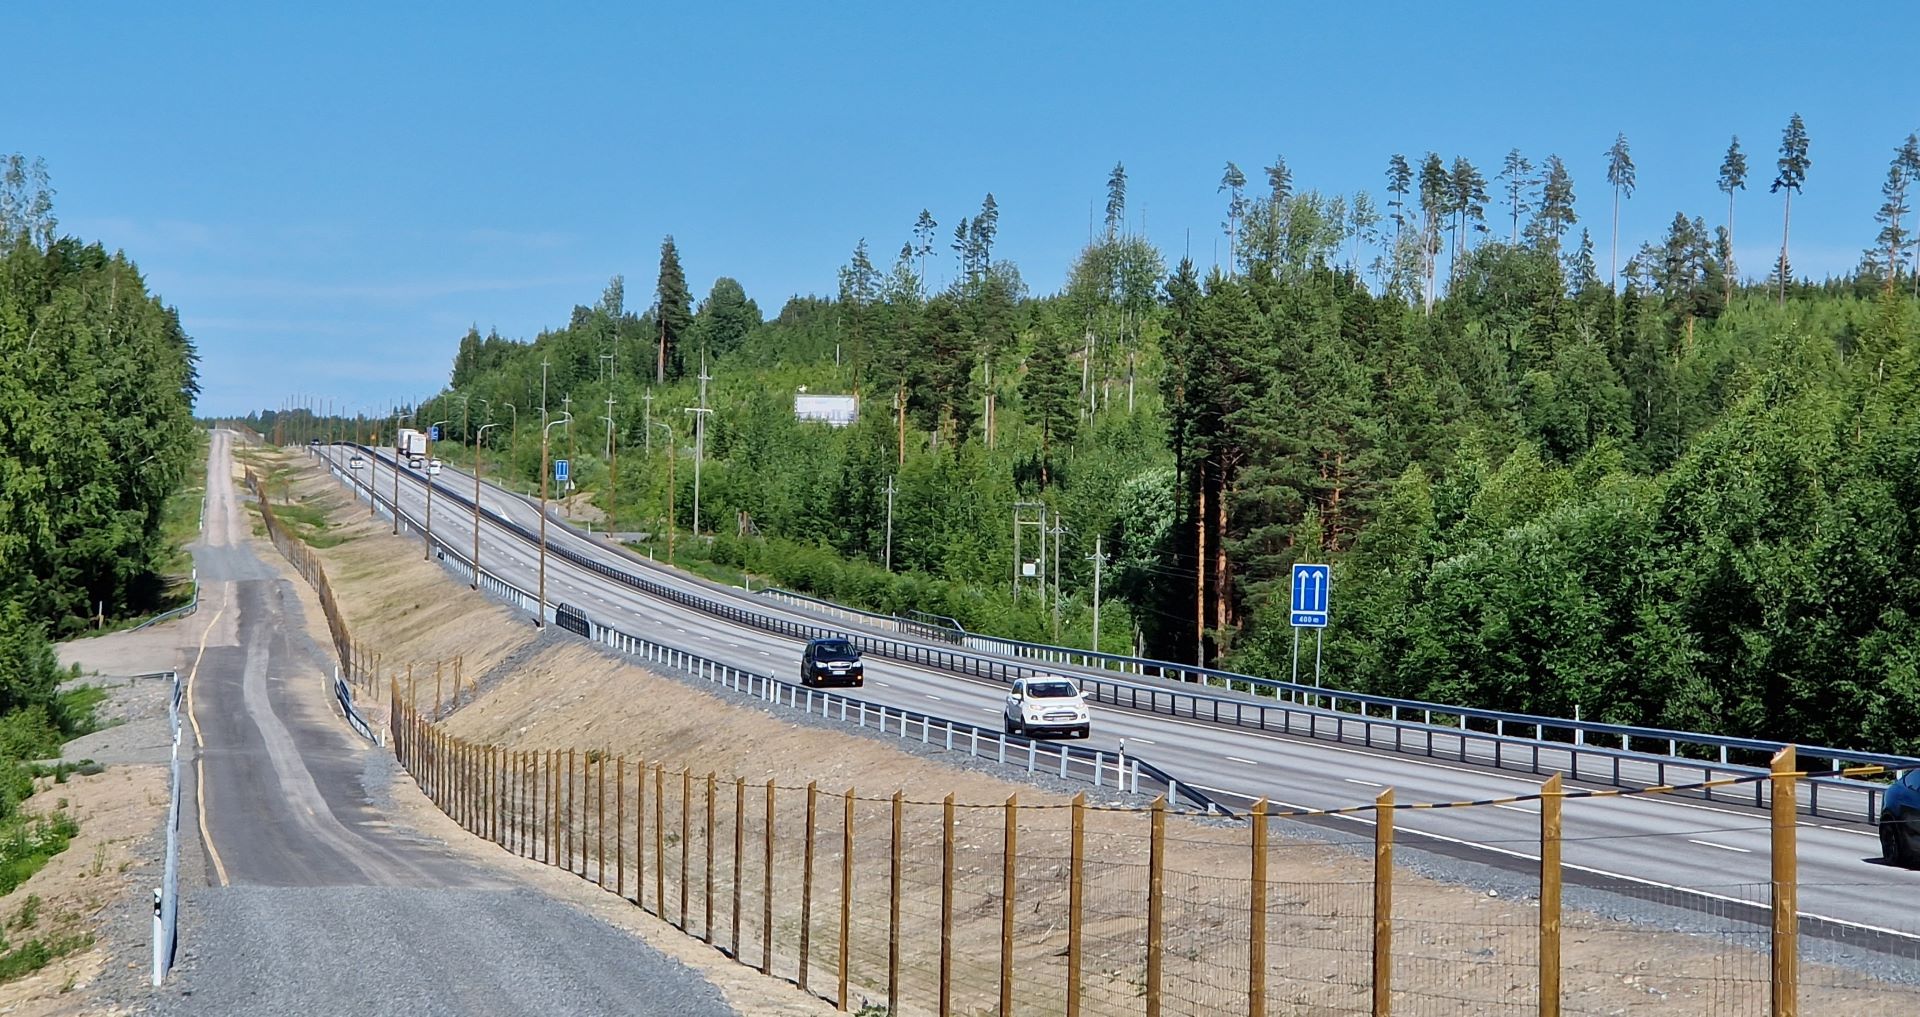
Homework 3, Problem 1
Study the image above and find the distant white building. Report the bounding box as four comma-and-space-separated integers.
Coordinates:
794, 393, 858, 427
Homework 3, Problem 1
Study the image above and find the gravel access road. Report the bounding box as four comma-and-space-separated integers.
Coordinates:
127, 430, 738, 1017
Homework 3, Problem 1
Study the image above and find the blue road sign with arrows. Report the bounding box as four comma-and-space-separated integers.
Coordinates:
429, 424, 441, 441
554, 459, 570, 484
1291, 563, 1330, 628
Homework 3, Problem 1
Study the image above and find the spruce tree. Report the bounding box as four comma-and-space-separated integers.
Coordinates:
1770, 113, 1811, 304
654, 235, 692, 382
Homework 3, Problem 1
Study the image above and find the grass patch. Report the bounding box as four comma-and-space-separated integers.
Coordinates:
53, 686, 106, 739
0, 931, 93, 985
0, 813, 79, 898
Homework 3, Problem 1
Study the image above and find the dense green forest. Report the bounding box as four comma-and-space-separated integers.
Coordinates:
271, 120, 1920, 751
0, 155, 203, 809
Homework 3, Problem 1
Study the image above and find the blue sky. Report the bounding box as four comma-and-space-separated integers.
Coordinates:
13, 2, 1918, 414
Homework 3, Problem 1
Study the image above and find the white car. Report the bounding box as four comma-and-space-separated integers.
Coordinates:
426, 458, 444, 476
348, 456, 365, 470
1003, 677, 1091, 739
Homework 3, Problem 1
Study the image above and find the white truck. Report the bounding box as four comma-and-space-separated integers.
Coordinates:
396, 428, 427, 464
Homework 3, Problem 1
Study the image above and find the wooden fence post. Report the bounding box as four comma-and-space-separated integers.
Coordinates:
1772, 746, 1798, 1017
706, 772, 717, 943
617, 756, 627, 899
681, 769, 692, 930
733, 777, 746, 959
1068, 792, 1085, 1017
839, 786, 853, 1011
637, 757, 648, 909
1147, 795, 1166, 1017
1250, 798, 1268, 1017
598, 754, 608, 887
801, 781, 817, 992
567, 748, 578, 874
1001, 793, 1017, 1017
763, 779, 776, 976
888, 790, 902, 1015
656, 766, 667, 921
1540, 773, 1562, 1017
433, 660, 442, 719
940, 792, 955, 1017
548, 749, 559, 866
1374, 789, 1394, 1017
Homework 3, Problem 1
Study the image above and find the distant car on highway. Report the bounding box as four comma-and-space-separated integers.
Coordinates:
349, 455, 365, 470
1881, 769, 1920, 866
426, 458, 444, 476
1003, 676, 1091, 739
800, 637, 864, 687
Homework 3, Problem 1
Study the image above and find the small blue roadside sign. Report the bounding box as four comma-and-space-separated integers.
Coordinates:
1290, 563, 1330, 628
554, 459, 570, 484
429, 424, 441, 441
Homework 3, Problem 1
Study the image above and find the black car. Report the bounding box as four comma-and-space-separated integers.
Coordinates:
1881, 768, 1920, 867
800, 637, 864, 687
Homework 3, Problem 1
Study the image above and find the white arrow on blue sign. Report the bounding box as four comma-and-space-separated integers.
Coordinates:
429, 424, 441, 441
1290, 563, 1330, 628
554, 459, 570, 484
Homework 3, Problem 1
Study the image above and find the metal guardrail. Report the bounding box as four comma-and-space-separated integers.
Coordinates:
153, 669, 182, 986
321, 453, 1223, 813
333, 666, 379, 745
321, 445, 1915, 824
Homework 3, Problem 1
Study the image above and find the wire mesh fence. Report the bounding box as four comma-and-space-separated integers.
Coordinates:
245, 470, 1920, 1017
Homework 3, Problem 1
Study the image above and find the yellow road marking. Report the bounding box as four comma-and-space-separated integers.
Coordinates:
187, 604, 231, 888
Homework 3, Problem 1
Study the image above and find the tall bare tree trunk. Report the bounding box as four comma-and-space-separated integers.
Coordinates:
1778, 191, 1792, 305
1195, 462, 1207, 667
1214, 468, 1230, 631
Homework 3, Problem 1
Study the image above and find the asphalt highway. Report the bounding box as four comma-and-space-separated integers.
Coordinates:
324, 441, 1920, 942
165, 432, 739, 1016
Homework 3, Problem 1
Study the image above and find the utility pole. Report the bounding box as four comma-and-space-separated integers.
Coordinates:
604, 392, 618, 538
642, 389, 654, 454
883, 476, 897, 572
390, 408, 401, 534
652, 421, 675, 559
1087, 536, 1108, 653
536, 413, 572, 626
683, 356, 712, 536
561, 393, 574, 510
540, 357, 551, 427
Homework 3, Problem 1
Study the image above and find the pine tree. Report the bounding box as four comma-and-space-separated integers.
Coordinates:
1872, 145, 1913, 289
1771, 113, 1811, 304
1717, 137, 1748, 298
1497, 148, 1535, 243
1218, 162, 1247, 274
1527, 155, 1578, 251
1416, 154, 1451, 310
913, 209, 938, 290
1264, 155, 1292, 203
654, 235, 692, 382
1606, 133, 1637, 291
1105, 162, 1127, 240
1449, 156, 1489, 275
1901, 135, 1920, 293
970, 193, 1000, 271
1385, 154, 1412, 249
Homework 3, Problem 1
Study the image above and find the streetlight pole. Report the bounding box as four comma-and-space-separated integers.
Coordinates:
472, 423, 502, 590
391, 408, 402, 534
683, 357, 711, 537
537, 412, 573, 626
651, 421, 674, 559
424, 418, 450, 561
884, 475, 896, 572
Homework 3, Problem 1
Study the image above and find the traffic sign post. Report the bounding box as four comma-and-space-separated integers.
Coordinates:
430, 424, 441, 441
554, 458, 570, 487
1289, 564, 1331, 692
